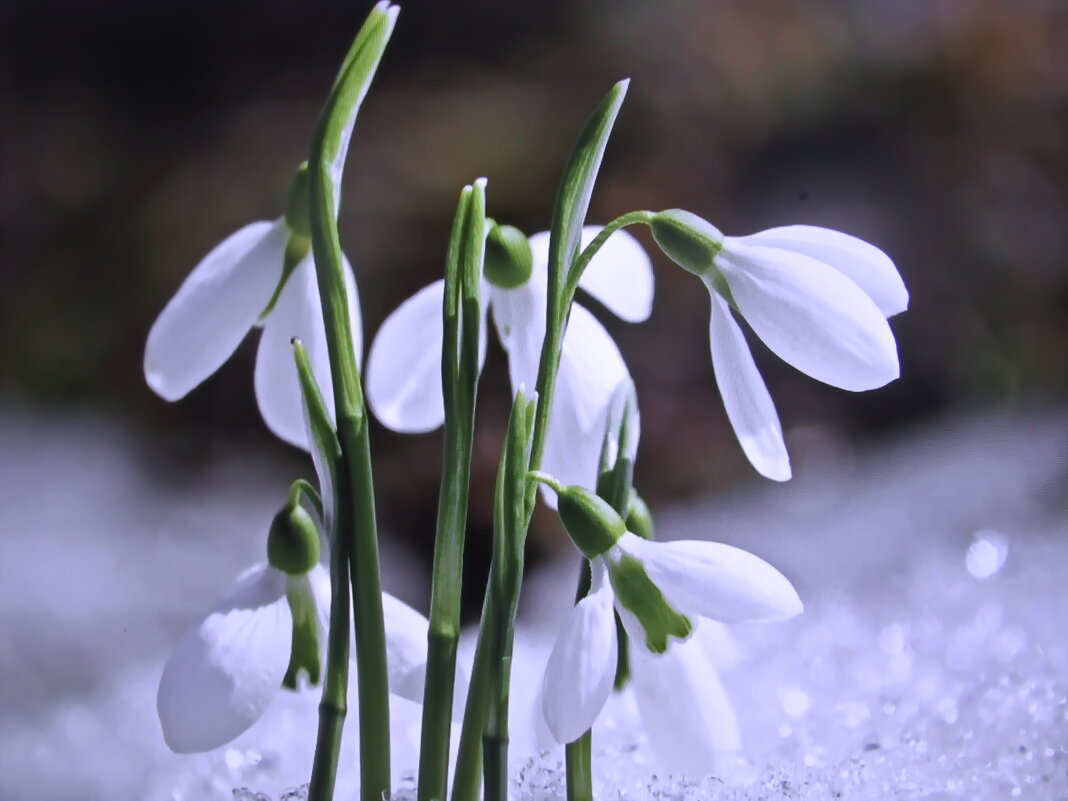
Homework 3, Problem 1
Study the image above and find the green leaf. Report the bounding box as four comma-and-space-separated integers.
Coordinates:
292, 338, 341, 530
546, 79, 629, 312
316, 3, 399, 213
494, 390, 536, 595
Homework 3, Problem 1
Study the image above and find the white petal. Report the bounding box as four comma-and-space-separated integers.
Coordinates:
255, 255, 362, 449
145, 220, 288, 400
540, 566, 618, 744
717, 244, 900, 391
366, 281, 447, 433
524, 231, 552, 294
157, 564, 292, 753
616, 533, 803, 623
630, 626, 740, 775
381, 592, 431, 707
540, 304, 630, 505
743, 225, 907, 317
492, 274, 630, 505
576, 225, 654, 322
708, 292, 791, 481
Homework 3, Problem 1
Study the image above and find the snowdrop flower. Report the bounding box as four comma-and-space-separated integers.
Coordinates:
143, 165, 362, 450
538, 483, 801, 746
650, 210, 908, 482
156, 502, 431, 754
366, 224, 652, 496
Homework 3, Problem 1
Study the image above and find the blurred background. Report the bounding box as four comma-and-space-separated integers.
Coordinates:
2, 0, 1067, 606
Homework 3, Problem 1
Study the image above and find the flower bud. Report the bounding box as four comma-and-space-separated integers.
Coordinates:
650, 209, 724, 279
557, 485, 626, 560
625, 492, 654, 540
484, 222, 533, 289
267, 502, 321, 575
284, 162, 311, 238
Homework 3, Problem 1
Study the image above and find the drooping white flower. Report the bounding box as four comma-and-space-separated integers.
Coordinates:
144, 191, 362, 450
626, 620, 742, 775
366, 226, 652, 496
651, 211, 908, 482
539, 486, 801, 747
156, 561, 433, 754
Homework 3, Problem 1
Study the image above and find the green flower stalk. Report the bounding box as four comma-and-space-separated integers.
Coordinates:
305, 4, 399, 800
451, 78, 631, 801
418, 179, 487, 801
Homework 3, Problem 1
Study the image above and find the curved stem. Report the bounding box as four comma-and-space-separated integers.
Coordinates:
306, 8, 398, 799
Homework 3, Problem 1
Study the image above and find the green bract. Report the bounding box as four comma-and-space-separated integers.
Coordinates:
625, 492, 654, 540
484, 222, 533, 289
285, 162, 312, 238
557, 485, 627, 560
268, 502, 321, 576
608, 553, 692, 654
650, 209, 724, 278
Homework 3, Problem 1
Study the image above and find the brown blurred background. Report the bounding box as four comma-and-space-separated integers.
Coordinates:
2, 0, 1066, 613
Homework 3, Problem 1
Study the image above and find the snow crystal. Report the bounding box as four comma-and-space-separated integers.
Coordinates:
2, 407, 1067, 800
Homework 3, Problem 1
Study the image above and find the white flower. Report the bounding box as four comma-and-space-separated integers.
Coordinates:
539, 533, 801, 746
653, 213, 908, 482
365, 226, 652, 497
144, 220, 362, 450
626, 621, 741, 775
156, 561, 432, 754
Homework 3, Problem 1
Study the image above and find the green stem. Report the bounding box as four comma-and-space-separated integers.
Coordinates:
563, 210, 654, 307
454, 82, 631, 799
453, 391, 533, 801
288, 478, 325, 524
306, 8, 398, 799
419, 182, 485, 801
563, 398, 636, 801
308, 508, 352, 801
565, 736, 594, 801
451, 587, 495, 801
525, 207, 654, 519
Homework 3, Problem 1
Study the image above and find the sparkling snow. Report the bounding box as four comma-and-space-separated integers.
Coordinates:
1, 407, 1066, 800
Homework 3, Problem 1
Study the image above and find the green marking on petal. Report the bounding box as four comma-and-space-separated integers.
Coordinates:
283, 581, 322, 690
609, 553, 691, 654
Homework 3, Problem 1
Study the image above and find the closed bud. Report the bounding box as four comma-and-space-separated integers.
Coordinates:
650, 209, 724, 279
557, 485, 626, 560
484, 222, 533, 289
625, 492, 654, 540
267, 502, 321, 575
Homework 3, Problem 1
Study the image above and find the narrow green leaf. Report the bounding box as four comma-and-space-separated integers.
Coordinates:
316, 3, 399, 213
292, 338, 341, 529
419, 178, 487, 801
545, 79, 629, 313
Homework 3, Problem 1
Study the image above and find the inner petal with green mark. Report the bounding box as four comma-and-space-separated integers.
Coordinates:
282, 578, 322, 690
608, 553, 692, 654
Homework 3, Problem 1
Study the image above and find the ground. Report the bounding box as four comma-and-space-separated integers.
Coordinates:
1, 406, 1066, 800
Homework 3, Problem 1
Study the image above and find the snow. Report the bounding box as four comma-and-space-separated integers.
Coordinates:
1, 406, 1066, 800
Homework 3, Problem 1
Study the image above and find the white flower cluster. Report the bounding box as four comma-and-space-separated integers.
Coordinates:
144, 90, 906, 778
